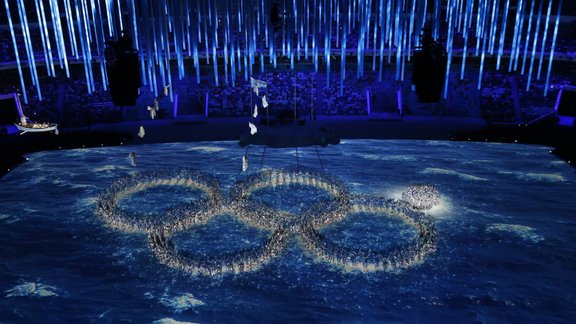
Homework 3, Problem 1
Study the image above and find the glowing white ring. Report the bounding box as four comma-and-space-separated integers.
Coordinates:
228, 168, 351, 232
95, 170, 223, 233
300, 196, 437, 272
148, 224, 290, 276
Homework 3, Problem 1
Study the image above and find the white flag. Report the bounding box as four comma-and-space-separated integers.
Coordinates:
253, 105, 258, 118
262, 95, 269, 108
250, 77, 267, 91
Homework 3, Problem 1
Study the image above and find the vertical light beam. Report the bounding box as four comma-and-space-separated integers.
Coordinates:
537, 0, 553, 80
4, 0, 29, 103
544, 0, 562, 97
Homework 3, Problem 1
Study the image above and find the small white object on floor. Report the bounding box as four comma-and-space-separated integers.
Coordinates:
128, 152, 137, 166
242, 155, 248, 172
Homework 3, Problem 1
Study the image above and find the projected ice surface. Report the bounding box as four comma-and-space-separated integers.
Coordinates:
1, 140, 575, 322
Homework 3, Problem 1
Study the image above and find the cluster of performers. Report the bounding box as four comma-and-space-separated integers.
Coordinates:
401, 184, 441, 210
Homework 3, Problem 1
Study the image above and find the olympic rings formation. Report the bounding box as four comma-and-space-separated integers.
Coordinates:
95, 168, 437, 276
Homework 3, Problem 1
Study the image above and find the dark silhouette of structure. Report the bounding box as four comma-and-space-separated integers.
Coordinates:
270, 2, 281, 32
106, 33, 141, 106
412, 25, 447, 103
558, 89, 576, 117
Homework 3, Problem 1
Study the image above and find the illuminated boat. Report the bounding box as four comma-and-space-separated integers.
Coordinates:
3, 93, 59, 135
14, 117, 58, 135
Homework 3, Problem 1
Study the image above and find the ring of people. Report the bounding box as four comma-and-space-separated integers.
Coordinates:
95, 168, 438, 276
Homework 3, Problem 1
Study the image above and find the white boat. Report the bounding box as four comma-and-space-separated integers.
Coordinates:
14, 119, 59, 135
4, 93, 59, 135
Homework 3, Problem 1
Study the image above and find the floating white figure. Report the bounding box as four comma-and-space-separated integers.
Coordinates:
242, 155, 248, 172
253, 105, 258, 118
163, 84, 170, 96
248, 122, 257, 135
147, 106, 158, 119
138, 126, 145, 138
128, 152, 137, 167
262, 95, 269, 108
250, 77, 267, 89
147, 98, 160, 119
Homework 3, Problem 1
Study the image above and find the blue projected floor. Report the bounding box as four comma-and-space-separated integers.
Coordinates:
0, 140, 575, 322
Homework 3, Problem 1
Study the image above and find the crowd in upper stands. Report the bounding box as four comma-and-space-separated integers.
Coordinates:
480, 71, 517, 123
0, 16, 575, 128
0, 60, 571, 128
